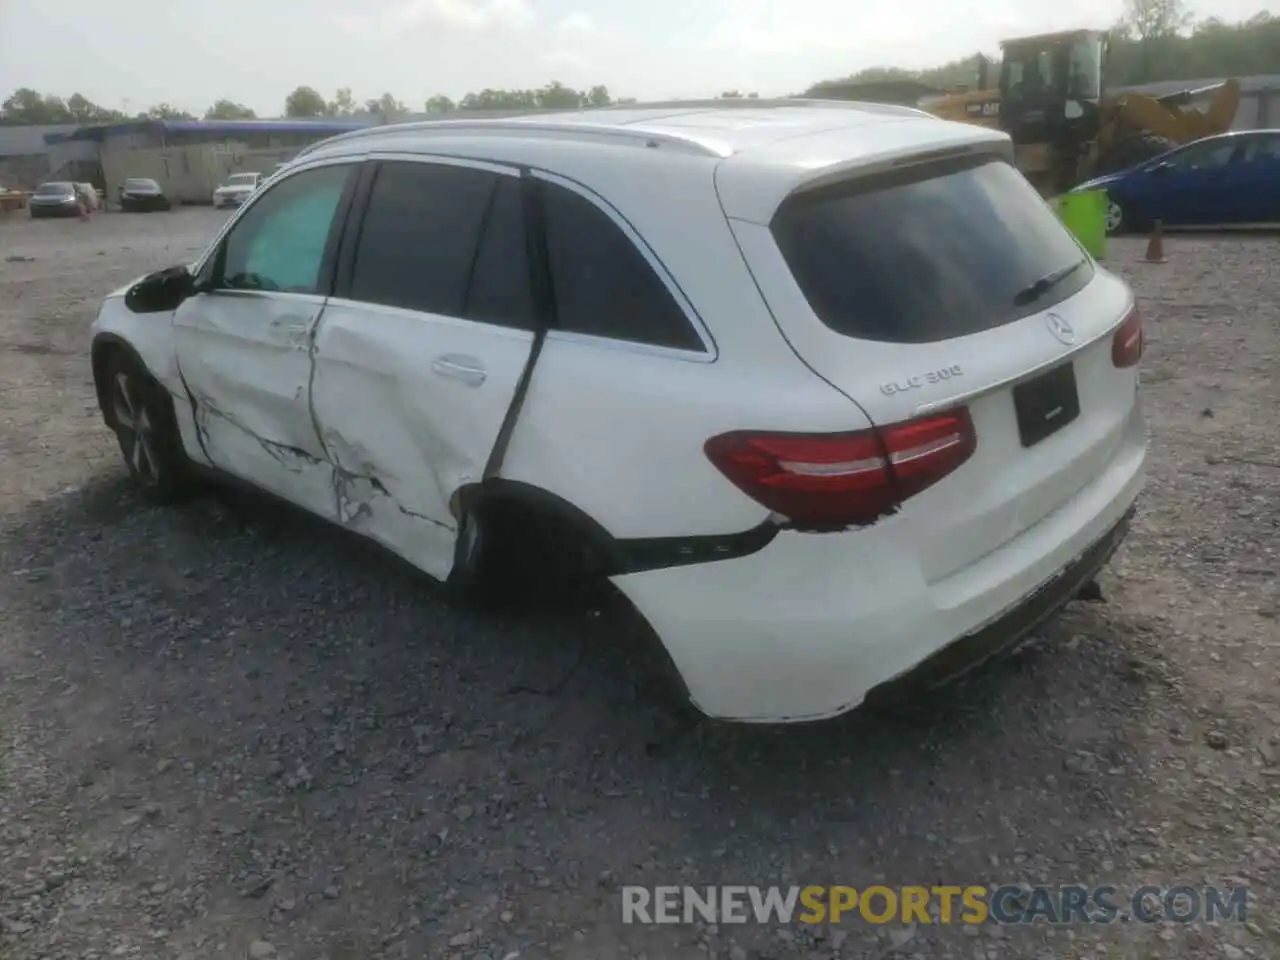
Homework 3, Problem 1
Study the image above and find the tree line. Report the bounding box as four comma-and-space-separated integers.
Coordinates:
0, 81, 632, 127
810, 4, 1278, 95
0, 89, 262, 125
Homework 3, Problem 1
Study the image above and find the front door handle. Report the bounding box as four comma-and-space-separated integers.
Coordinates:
271, 314, 312, 334
432, 355, 487, 386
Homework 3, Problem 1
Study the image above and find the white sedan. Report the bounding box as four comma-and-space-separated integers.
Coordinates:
212, 172, 263, 208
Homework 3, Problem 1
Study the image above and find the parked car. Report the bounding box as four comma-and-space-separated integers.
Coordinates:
1073, 129, 1280, 234
0, 184, 27, 213
119, 178, 172, 212
89, 103, 1147, 724
28, 181, 83, 218
212, 172, 263, 208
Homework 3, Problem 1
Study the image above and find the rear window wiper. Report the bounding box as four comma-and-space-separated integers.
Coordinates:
1013, 258, 1088, 306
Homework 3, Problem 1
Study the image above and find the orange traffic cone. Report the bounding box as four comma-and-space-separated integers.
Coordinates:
1143, 220, 1167, 263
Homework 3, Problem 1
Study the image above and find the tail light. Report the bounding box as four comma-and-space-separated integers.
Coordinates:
1112, 303, 1143, 368
704, 408, 976, 528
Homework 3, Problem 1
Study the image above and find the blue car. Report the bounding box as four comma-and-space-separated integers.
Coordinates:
1072, 129, 1280, 235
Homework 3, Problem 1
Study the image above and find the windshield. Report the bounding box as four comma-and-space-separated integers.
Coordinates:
226, 174, 259, 186
771, 155, 1092, 344
1003, 49, 1057, 100
125, 178, 157, 190
36, 182, 74, 196
1066, 36, 1103, 99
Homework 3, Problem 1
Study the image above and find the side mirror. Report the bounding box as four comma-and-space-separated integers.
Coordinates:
124, 265, 196, 314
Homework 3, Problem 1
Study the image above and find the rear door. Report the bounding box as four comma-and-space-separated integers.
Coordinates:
308, 156, 537, 580
727, 150, 1139, 584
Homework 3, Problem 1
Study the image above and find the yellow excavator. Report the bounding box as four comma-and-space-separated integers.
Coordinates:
811, 29, 1241, 197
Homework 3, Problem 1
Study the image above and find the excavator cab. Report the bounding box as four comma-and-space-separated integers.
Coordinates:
997, 30, 1107, 191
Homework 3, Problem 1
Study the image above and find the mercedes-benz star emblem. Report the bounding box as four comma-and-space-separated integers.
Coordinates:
1045, 313, 1076, 346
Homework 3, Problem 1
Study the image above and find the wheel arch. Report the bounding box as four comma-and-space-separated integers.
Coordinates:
452, 478, 624, 577
450, 477, 781, 581
91, 333, 150, 427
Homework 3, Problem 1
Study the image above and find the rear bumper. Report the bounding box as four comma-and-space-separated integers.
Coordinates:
612, 404, 1146, 723
863, 502, 1133, 706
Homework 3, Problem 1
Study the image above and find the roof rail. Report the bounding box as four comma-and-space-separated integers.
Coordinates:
293, 117, 724, 161
292, 98, 932, 161
593, 97, 928, 115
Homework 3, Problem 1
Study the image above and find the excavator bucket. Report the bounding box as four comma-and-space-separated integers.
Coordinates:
1108, 78, 1242, 144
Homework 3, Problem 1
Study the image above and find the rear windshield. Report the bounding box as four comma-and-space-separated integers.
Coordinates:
36, 182, 74, 196
125, 178, 157, 189
770, 155, 1093, 344
227, 173, 258, 186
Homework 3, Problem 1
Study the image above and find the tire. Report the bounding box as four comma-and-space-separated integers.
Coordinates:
1094, 133, 1176, 178
102, 350, 197, 504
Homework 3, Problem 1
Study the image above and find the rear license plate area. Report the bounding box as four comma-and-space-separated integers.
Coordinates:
1013, 362, 1080, 448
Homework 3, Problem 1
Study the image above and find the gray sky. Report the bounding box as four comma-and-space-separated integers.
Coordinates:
2, 0, 1275, 116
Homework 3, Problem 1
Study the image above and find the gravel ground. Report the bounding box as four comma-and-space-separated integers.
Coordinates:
0, 208, 1277, 960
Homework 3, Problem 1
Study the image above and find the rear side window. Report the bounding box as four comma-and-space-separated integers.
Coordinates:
464, 177, 535, 330
348, 161, 498, 317
771, 156, 1093, 344
540, 180, 703, 352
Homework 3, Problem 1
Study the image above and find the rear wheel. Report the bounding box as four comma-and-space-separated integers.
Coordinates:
448, 497, 605, 612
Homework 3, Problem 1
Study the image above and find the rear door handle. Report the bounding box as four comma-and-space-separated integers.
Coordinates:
432, 355, 487, 386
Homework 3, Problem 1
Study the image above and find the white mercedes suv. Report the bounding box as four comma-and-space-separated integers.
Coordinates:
88, 100, 1147, 723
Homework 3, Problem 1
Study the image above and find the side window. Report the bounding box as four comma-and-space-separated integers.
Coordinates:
465, 177, 536, 330
221, 164, 352, 294
347, 161, 497, 317
539, 180, 703, 352
1242, 135, 1280, 162
1168, 141, 1236, 171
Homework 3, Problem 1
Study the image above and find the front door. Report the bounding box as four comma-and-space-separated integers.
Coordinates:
173, 159, 359, 517
1153, 137, 1241, 226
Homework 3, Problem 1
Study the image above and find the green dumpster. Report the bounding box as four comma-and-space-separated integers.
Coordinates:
1053, 189, 1108, 260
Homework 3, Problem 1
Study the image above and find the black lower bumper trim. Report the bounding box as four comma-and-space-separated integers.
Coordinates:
863, 504, 1136, 706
